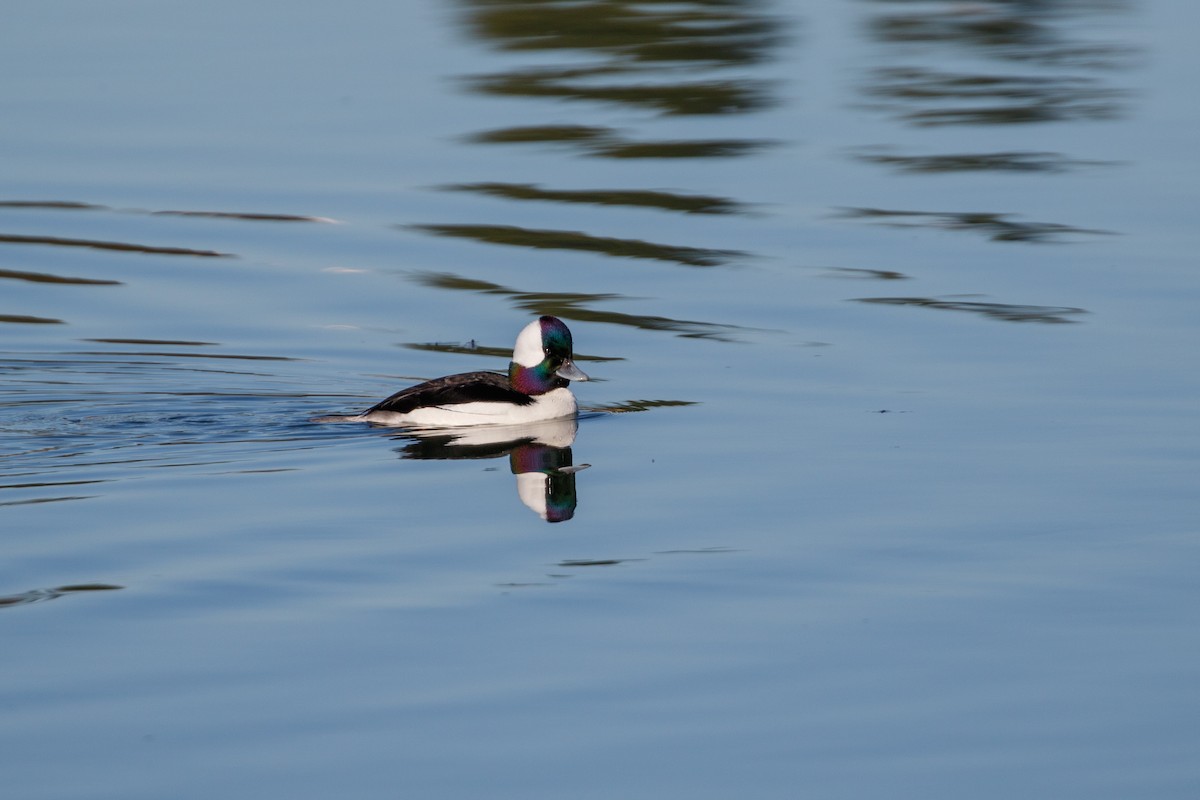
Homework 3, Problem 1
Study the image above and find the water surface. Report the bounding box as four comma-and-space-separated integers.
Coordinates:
2, 1, 1198, 798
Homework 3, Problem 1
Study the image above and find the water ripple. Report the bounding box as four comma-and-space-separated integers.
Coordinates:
837, 207, 1115, 243
466, 124, 770, 159
0, 315, 64, 325
854, 296, 1088, 324
412, 272, 752, 341
410, 223, 747, 266
439, 182, 745, 215
0, 267, 122, 286
0, 233, 233, 258
850, 148, 1115, 174
0, 583, 122, 609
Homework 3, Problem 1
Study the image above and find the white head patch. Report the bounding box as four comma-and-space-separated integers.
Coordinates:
512, 319, 546, 367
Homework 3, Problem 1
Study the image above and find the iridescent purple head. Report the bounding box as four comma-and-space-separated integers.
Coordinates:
509, 316, 589, 395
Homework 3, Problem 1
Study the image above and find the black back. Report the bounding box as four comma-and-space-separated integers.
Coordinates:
364, 371, 535, 415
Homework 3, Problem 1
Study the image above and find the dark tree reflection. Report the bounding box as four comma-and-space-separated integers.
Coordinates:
415, 1, 785, 273
411, 271, 752, 341
460, 0, 783, 116
837, 207, 1115, 243
409, 223, 746, 266
455, 0, 785, 157
465, 124, 770, 159
865, 66, 1124, 126
440, 183, 745, 215
858, 0, 1136, 167
850, 148, 1114, 174
854, 296, 1088, 324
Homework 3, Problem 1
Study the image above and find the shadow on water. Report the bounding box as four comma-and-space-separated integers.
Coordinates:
412, 271, 752, 342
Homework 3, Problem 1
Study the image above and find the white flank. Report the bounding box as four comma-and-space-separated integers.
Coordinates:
357, 387, 578, 428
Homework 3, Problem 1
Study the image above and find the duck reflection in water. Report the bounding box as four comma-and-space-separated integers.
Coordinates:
392, 417, 588, 523
313, 316, 591, 521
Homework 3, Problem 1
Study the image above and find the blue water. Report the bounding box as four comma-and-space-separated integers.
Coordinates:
3, 1, 1199, 798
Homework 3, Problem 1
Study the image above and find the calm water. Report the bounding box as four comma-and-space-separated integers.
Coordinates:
3, 1, 1198, 798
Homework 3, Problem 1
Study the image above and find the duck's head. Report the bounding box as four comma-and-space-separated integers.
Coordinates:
510, 316, 589, 395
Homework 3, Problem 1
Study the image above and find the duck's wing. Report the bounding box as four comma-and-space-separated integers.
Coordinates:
363, 371, 534, 415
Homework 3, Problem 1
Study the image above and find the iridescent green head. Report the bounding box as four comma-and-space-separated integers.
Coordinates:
509, 316, 589, 395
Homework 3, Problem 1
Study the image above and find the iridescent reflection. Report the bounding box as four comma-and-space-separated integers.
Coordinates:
390, 418, 587, 523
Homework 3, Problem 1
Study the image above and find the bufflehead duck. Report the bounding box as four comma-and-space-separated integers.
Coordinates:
351, 316, 589, 427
